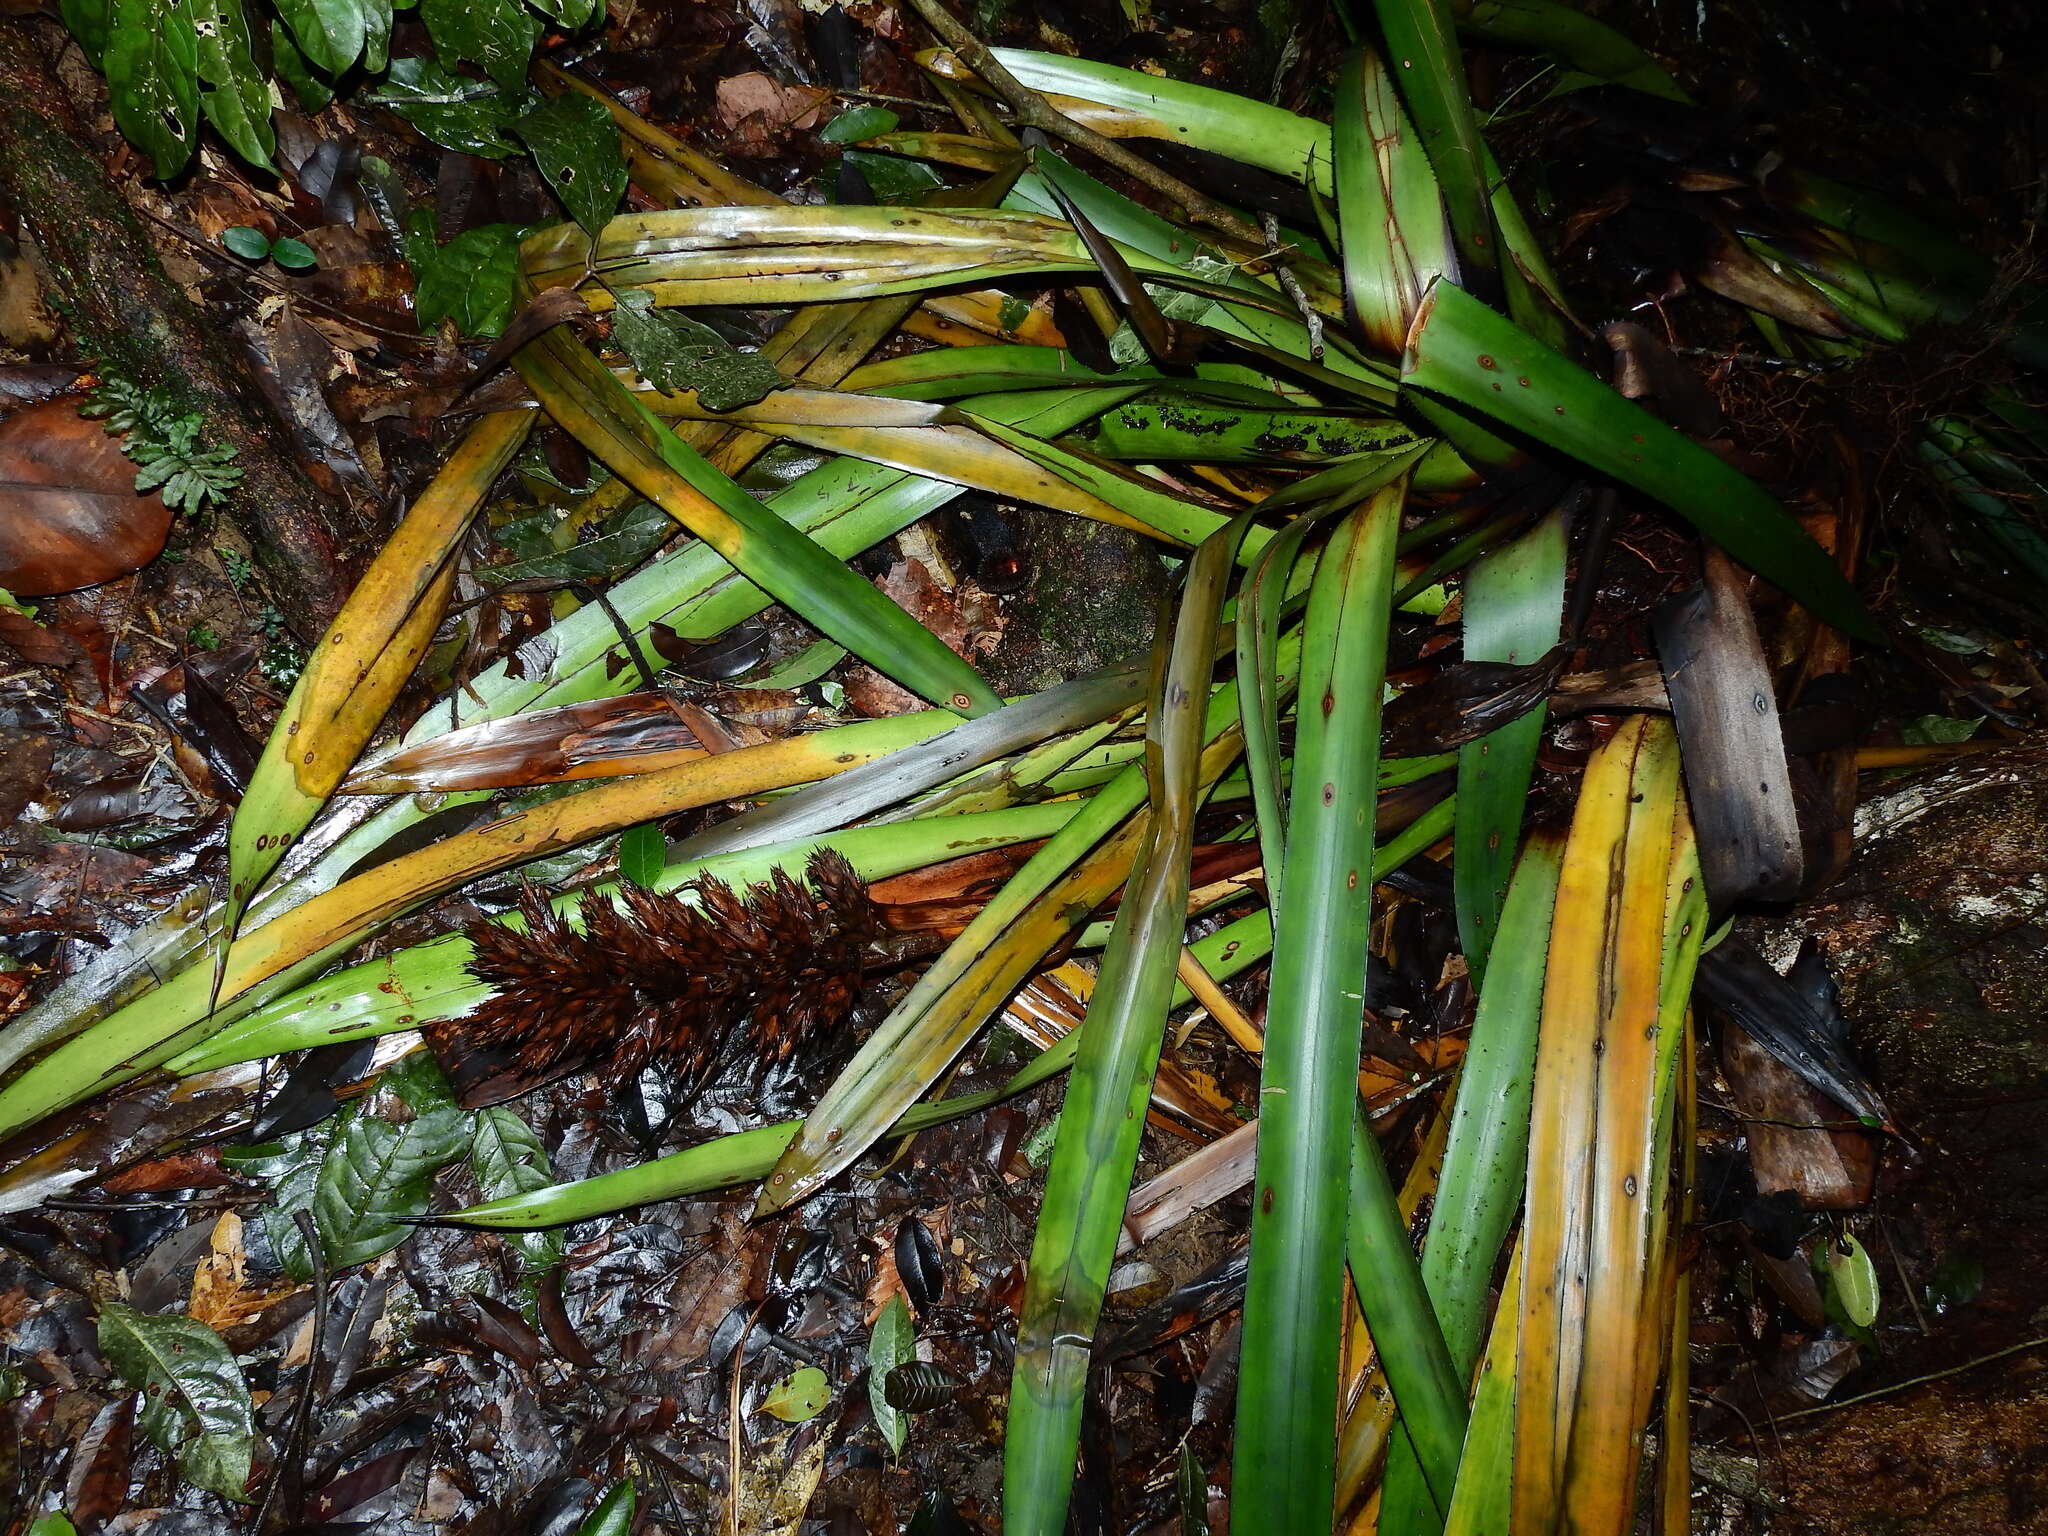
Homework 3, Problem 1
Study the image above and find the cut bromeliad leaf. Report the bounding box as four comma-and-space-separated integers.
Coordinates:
1453, 505, 1568, 981
1334, 48, 1450, 356
1371, 0, 1501, 302
0, 398, 174, 596
225, 411, 529, 937
96, 1302, 256, 1501
1006, 514, 1252, 1536
1515, 715, 1705, 1536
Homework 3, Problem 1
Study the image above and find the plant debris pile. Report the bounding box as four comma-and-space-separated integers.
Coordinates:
2, 0, 2047, 1532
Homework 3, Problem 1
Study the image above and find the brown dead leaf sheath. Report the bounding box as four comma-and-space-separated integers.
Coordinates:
427, 849, 926, 1108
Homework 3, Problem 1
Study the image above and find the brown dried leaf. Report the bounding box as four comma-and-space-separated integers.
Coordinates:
342, 690, 713, 794
714, 72, 833, 156
63, 1392, 136, 1533
0, 400, 174, 596
188, 1211, 298, 1333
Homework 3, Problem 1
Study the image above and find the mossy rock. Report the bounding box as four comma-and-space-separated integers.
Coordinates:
1778, 752, 2048, 1101
982, 509, 1175, 696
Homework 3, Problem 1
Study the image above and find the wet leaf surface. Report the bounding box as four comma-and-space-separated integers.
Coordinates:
0, 401, 175, 597
97, 1301, 257, 1500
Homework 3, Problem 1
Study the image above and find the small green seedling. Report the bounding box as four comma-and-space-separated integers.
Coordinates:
222, 227, 318, 269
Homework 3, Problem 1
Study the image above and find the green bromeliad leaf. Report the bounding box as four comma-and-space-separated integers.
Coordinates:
1404, 280, 1876, 639
97, 1302, 257, 1501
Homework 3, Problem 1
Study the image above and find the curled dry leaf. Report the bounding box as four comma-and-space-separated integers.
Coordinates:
0, 399, 174, 596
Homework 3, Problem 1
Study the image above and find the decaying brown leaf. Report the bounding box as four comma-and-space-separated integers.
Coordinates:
0, 399, 173, 596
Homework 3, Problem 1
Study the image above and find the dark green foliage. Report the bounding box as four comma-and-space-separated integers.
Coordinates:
63, 0, 598, 177
83, 376, 243, 516
411, 223, 528, 338
608, 288, 786, 411
96, 1303, 257, 1500
513, 92, 628, 238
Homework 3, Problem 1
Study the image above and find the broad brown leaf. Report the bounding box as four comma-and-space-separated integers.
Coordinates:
0, 399, 173, 596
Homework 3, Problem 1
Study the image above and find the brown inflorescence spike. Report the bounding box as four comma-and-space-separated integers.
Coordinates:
424, 849, 887, 1108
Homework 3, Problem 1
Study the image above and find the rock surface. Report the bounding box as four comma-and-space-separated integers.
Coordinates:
1775, 751, 2048, 1101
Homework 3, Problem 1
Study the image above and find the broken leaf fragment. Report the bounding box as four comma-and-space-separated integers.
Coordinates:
1822, 1231, 1881, 1328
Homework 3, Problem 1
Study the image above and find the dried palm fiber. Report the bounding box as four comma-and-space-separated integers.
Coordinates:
427, 849, 902, 1107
